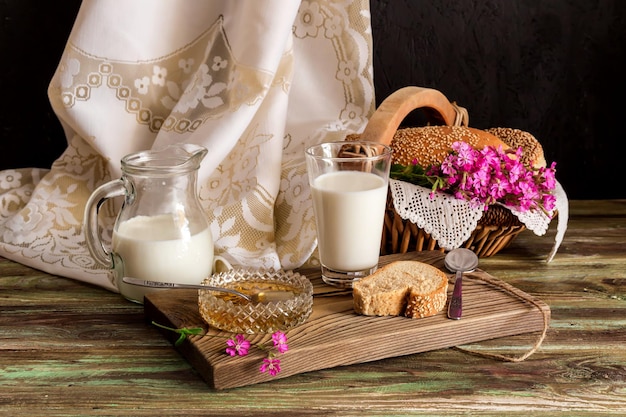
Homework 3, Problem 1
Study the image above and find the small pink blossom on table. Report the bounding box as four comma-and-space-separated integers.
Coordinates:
225, 333, 251, 356
271, 331, 289, 353
259, 357, 282, 376
152, 322, 290, 377
226, 331, 290, 376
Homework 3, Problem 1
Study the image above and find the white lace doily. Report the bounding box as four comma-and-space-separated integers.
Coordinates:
389, 179, 569, 261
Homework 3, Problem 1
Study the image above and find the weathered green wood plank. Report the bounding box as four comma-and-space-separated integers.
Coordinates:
1, 200, 625, 416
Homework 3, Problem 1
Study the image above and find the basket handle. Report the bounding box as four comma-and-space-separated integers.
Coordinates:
358, 86, 469, 145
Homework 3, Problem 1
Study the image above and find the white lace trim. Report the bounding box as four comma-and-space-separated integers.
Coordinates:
390, 180, 484, 250
389, 179, 569, 261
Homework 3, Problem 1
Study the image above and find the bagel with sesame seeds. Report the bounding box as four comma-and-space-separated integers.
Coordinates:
346, 87, 546, 169
486, 127, 546, 169
388, 125, 511, 167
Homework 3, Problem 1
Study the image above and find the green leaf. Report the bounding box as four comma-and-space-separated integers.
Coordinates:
389, 163, 445, 192
151, 321, 205, 346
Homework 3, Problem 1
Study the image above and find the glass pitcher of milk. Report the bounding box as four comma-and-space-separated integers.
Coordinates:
83, 144, 215, 304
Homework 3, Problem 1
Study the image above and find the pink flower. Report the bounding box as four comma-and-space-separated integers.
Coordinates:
259, 357, 282, 376
226, 334, 251, 356
440, 158, 458, 176
507, 160, 525, 183
543, 193, 557, 211
391, 141, 557, 216
541, 162, 557, 189
438, 142, 557, 214
480, 146, 501, 166
272, 331, 289, 354
223, 331, 289, 376
489, 178, 509, 200
453, 141, 477, 169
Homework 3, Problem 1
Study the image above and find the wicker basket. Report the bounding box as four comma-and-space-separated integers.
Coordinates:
353, 86, 526, 258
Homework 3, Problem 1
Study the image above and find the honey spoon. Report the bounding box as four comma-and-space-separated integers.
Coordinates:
122, 277, 295, 303
444, 248, 479, 320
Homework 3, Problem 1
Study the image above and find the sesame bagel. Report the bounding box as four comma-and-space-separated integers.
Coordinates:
389, 126, 510, 167
486, 127, 546, 168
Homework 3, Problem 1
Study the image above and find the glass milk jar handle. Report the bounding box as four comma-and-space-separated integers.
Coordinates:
83, 178, 127, 268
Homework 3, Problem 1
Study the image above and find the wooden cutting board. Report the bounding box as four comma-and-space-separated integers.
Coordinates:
144, 251, 550, 390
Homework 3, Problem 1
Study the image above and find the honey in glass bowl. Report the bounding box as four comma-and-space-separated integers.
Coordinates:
198, 268, 313, 334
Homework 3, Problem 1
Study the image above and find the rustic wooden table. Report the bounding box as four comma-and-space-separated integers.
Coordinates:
1, 200, 625, 416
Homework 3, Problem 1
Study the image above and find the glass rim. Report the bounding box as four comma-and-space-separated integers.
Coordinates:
121, 144, 207, 175
305, 140, 392, 161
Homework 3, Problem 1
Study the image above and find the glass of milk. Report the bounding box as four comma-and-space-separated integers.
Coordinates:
83, 144, 219, 304
305, 141, 392, 288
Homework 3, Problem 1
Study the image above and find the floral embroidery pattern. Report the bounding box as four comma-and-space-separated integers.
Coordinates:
53, 17, 239, 135
0, 1, 374, 290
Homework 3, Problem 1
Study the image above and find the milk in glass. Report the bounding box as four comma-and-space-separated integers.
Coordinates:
311, 170, 387, 272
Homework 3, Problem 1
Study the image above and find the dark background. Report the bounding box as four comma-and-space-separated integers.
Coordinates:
1, 0, 625, 199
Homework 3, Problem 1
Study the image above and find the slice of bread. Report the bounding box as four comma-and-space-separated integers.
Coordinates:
353, 261, 448, 318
